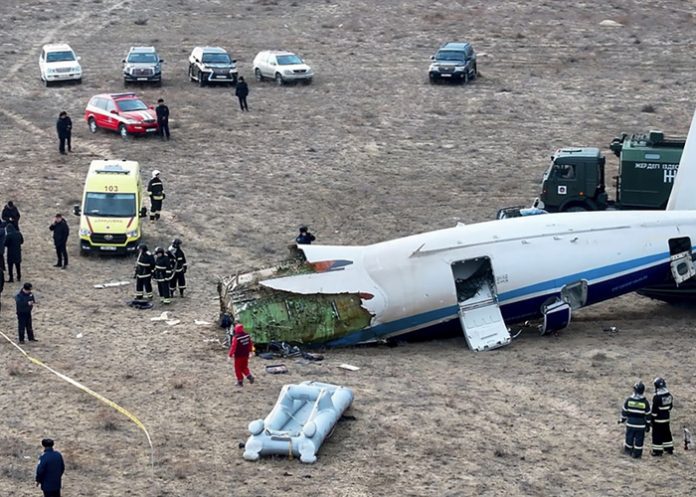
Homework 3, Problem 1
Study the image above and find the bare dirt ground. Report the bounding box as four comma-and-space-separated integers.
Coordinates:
1, 0, 696, 495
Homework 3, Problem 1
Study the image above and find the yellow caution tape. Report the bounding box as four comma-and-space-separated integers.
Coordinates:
0, 330, 154, 463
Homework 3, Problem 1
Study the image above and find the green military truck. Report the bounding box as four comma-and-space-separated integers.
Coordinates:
534, 130, 685, 212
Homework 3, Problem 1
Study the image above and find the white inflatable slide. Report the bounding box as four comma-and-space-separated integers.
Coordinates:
243, 381, 354, 463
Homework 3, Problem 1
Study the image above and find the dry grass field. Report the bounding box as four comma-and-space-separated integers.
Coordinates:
1, 0, 696, 496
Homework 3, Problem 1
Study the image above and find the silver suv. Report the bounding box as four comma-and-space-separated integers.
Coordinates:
123, 47, 163, 86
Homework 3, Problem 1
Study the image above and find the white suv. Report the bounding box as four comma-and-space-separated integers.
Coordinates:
252, 50, 313, 85
39, 44, 82, 86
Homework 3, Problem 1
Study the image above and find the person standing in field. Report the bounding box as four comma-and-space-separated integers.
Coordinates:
56, 111, 72, 154
36, 438, 65, 497
235, 76, 249, 112
147, 170, 165, 221
156, 98, 170, 140
49, 214, 69, 269
229, 323, 255, 387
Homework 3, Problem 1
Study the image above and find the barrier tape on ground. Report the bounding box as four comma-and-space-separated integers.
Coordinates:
0, 330, 154, 464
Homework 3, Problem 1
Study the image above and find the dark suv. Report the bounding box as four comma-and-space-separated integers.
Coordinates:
429, 42, 477, 84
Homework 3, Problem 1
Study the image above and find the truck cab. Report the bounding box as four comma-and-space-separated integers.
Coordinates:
536, 148, 607, 212
73, 160, 147, 254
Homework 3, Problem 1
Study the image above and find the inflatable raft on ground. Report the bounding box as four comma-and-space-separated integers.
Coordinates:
243, 381, 354, 463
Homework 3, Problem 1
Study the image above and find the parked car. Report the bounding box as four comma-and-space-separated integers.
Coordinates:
428, 42, 477, 84
188, 47, 237, 86
123, 46, 163, 86
39, 43, 82, 86
252, 50, 313, 85
84, 92, 158, 139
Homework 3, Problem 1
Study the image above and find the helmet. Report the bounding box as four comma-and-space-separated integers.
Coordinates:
654, 377, 667, 389
172, 238, 182, 247
154, 246, 164, 254
633, 381, 645, 395
152, 170, 161, 178
138, 244, 148, 252
299, 225, 308, 233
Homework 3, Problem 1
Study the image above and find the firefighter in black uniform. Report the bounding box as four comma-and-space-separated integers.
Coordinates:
134, 244, 155, 300
620, 381, 651, 458
651, 377, 674, 456
153, 247, 174, 304
147, 170, 165, 221
168, 238, 187, 298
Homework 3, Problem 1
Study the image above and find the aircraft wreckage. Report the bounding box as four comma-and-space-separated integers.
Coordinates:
219, 109, 696, 352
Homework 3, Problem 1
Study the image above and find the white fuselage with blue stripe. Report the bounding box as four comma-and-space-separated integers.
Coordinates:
263, 210, 695, 346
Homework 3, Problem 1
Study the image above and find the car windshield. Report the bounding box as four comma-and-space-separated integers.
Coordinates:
127, 52, 158, 63
84, 193, 136, 217
202, 52, 231, 64
276, 54, 302, 65
47, 51, 75, 62
116, 99, 148, 112
435, 50, 466, 62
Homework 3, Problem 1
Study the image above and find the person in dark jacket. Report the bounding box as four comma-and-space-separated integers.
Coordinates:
651, 377, 674, 456
0, 220, 6, 272
2, 200, 20, 229
620, 381, 651, 458
168, 238, 187, 297
155, 98, 170, 140
295, 226, 316, 245
56, 111, 72, 155
36, 438, 64, 497
147, 170, 165, 221
228, 323, 254, 386
5, 222, 24, 282
235, 76, 249, 111
153, 246, 174, 304
134, 244, 155, 300
15, 282, 36, 343
0, 261, 4, 315
49, 214, 69, 269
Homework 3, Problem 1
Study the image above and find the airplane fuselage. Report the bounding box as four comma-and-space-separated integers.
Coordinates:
269, 210, 696, 346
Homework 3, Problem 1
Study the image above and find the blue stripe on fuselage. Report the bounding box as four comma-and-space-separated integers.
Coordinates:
324, 254, 672, 347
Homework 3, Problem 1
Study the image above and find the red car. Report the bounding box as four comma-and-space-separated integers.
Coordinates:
84, 92, 159, 138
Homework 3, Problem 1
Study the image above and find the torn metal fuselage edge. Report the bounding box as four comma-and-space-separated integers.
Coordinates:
218, 249, 375, 345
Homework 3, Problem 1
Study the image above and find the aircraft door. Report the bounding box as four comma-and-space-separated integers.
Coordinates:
668, 237, 696, 286
451, 257, 511, 352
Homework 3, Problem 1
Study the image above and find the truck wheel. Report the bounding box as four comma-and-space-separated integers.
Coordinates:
198, 69, 206, 87
463, 72, 469, 85
566, 205, 588, 212
275, 73, 284, 86
188, 65, 194, 82
119, 124, 128, 140
255, 68, 263, 82
88, 117, 98, 133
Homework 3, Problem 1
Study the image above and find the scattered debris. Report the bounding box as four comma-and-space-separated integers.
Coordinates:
602, 326, 619, 333
94, 281, 130, 289
128, 300, 154, 310
194, 320, 211, 325
338, 363, 360, 371
166, 320, 181, 326
76, 333, 83, 339
265, 364, 289, 374
150, 312, 169, 321
599, 19, 623, 27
